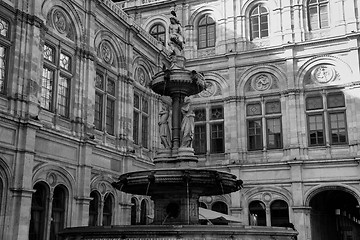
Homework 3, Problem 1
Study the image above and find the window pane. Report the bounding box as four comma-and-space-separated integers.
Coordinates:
266, 101, 281, 114
133, 111, 139, 145
142, 115, 148, 148
107, 79, 115, 96
58, 76, 70, 117
106, 98, 115, 135
142, 98, 148, 113
267, 118, 282, 149
43, 44, 54, 62
308, 114, 324, 145
247, 103, 261, 116
329, 112, 347, 144
94, 92, 103, 130
194, 124, 206, 154
41, 67, 54, 111
211, 107, 223, 120
95, 73, 104, 89
319, 4, 329, 28
309, 6, 319, 30
0, 18, 9, 37
211, 123, 224, 153
327, 93, 345, 108
59, 52, 71, 71
0, 46, 6, 93
134, 94, 140, 109
248, 119, 262, 150
195, 109, 206, 122
306, 96, 323, 110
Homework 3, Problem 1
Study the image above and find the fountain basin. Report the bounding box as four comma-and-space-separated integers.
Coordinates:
111, 168, 242, 196
151, 68, 206, 97
60, 225, 298, 240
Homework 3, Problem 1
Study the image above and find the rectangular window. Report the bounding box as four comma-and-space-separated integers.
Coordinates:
0, 46, 6, 93
194, 124, 206, 154
94, 72, 116, 135
133, 111, 139, 145
308, 114, 324, 145
194, 106, 224, 155
306, 92, 347, 146
106, 98, 115, 135
211, 123, 224, 153
329, 112, 347, 144
94, 92, 103, 130
0, 19, 9, 37
42, 43, 73, 117
58, 76, 70, 117
133, 93, 149, 148
41, 67, 54, 111
248, 119, 262, 150
267, 118, 282, 149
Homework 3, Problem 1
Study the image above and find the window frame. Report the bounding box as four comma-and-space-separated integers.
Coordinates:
94, 69, 117, 136
306, 92, 348, 147
197, 15, 216, 49
133, 92, 149, 148
308, 0, 330, 31
193, 105, 224, 155
250, 4, 269, 40
246, 99, 283, 151
149, 23, 166, 46
41, 41, 74, 118
0, 16, 11, 95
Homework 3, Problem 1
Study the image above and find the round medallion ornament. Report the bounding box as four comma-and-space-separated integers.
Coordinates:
99, 183, 106, 194
101, 42, 113, 64
53, 9, 67, 34
137, 67, 147, 86
199, 81, 216, 97
262, 193, 272, 202
253, 74, 272, 91
47, 172, 57, 187
311, 65, 336, 83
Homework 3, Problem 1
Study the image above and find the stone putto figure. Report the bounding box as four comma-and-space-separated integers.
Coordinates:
180, 98, 195, 148
168, 11, 185, 57
159, 104, 171, 149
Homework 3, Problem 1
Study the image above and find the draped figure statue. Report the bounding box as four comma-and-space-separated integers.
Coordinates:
180, 98, 195, 148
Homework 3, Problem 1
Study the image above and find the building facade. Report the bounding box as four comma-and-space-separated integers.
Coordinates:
1, 0, 360, 240
121, 0, 360, 240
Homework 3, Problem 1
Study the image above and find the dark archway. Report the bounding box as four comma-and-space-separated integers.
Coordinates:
310, 190, 360, 240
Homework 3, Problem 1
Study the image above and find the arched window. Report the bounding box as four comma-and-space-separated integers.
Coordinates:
198, 15, 215, 49
308, 0, 329, 30
29, 183, 48, 240
102, 193, 113, 226
270, 200, 290, 227
211, 201, 228, 214
140, 200, 147, 224
250, 5, 269, 39
150, 24, 166, 45
131, 197, 137, 225
50, 185, 67, 240
89, 191, 100, 226
249, 201, 266, 226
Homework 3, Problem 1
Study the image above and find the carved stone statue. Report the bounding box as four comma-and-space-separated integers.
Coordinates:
180, 98, 195, 148
168, 11, 185, 57
159, 104, 171, 148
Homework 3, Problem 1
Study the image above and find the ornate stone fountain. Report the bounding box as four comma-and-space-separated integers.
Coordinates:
60, 11, 297, 240
111, 11, 242, 225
